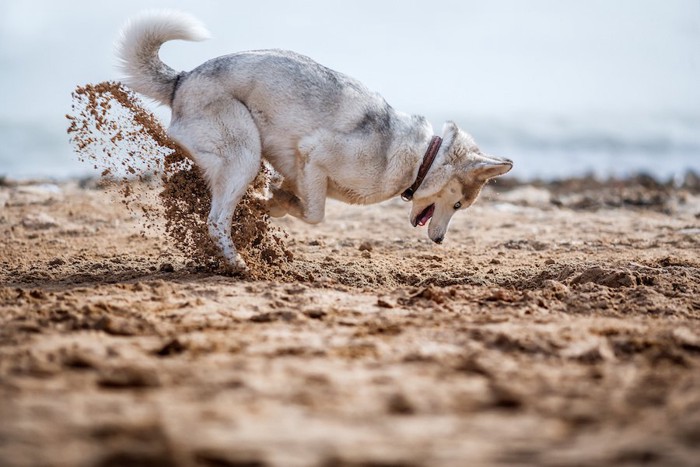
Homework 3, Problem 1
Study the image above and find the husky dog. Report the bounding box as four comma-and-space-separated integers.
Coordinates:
117, 10, 512, 271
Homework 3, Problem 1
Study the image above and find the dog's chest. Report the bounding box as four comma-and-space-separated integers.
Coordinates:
326, 179, 367, 204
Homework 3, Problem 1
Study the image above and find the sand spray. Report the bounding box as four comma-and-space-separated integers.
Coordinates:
67, 81, 292, 279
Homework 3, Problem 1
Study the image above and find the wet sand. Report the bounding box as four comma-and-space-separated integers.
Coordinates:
1, 176, 699, 466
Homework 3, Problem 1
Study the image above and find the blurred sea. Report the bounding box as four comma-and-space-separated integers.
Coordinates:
459, 113, 700, 181
1, 112, 697, 182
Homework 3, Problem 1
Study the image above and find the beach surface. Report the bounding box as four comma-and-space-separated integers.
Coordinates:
1, 176, 699, 466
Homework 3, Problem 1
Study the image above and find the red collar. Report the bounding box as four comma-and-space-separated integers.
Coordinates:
401, 135, 442, 201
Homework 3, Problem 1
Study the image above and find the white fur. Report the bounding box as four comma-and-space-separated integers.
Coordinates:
116, 10, 210, 104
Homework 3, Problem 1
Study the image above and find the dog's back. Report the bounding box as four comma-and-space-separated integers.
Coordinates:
176, 50, 390, 135
117, 11, 392, 142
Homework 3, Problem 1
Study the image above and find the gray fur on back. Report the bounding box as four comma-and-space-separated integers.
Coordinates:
171, 50, 414, 158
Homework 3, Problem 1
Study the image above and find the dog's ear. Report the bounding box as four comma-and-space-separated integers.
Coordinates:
440, 121, 468, 165
441, 121, 460, 149
472, 155, 513, 180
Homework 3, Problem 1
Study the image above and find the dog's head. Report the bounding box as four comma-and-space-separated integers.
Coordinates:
409, 122, 512, 243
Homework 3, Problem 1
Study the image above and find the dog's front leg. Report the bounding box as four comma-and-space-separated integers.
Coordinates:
292, 161, 328, 224
265, 180, 304, 218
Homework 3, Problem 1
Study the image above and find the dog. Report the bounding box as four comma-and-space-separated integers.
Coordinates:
117, 10, 513, 271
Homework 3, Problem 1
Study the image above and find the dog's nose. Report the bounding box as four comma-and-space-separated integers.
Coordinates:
433, 236, 444, 244
493, 157, 513, 167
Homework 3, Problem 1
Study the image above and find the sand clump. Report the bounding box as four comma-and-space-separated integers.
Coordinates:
66, 81, 291, 279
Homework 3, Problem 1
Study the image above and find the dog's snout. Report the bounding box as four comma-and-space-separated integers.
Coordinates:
433, 236, 444, 244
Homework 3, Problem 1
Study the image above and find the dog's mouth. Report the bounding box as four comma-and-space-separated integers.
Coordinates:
412, 204, 435, 227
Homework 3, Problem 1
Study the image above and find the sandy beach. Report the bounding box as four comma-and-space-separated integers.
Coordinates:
1, 175, 699, 466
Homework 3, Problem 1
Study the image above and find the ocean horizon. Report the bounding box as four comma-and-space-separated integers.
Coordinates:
1, 110, 697, 182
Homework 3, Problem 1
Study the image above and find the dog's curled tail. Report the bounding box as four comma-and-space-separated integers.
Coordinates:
116, 10, 210, 105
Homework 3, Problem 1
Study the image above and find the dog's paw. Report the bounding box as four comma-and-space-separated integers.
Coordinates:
266, 203, 288, 218
264, 196, 289, 218
220, 256, 249, 276
231, 255, 249, 272
265, 188, 304, 219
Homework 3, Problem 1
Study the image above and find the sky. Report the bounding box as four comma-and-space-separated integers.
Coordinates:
1, 0, 698, 121
0, 0, 698, 179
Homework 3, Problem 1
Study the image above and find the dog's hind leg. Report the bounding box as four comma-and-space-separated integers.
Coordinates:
169, 98, 261, 272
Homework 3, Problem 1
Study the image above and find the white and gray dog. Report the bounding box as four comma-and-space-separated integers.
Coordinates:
117, 10, 513, 271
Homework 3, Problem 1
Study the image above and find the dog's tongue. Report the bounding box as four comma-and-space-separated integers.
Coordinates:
418, 204, 435, 226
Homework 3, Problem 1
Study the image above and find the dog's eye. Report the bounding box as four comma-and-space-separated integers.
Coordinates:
453, 201, 462, 210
